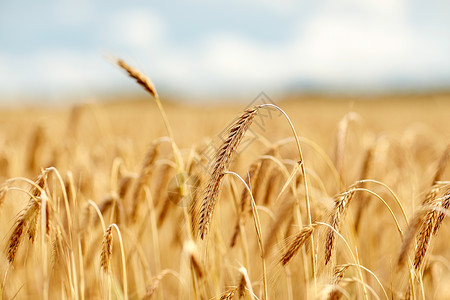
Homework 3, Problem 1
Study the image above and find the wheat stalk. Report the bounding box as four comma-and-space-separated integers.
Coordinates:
230, 160, 261, 247
114, 57, 186, 205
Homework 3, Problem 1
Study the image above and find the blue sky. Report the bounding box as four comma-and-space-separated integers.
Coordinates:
1, 0, 450, 103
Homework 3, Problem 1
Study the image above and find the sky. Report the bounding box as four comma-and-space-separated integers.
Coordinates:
0, 0, 450, 103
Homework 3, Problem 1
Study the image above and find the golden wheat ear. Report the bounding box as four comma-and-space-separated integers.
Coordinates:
198, 106, 260, 239
100, 224, 113, 273
7, 169, 49, 264
280, 224, 315, 266
115, 58, 158, 98
413, 189, 450, 270
325, 189, 355, 265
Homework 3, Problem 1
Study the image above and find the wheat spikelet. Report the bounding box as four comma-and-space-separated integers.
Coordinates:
7, 169, 49, 263
26, 171, 49, 242
422, 183, 443, 207
280, 224, 315, 266
219, 270, 247, 299
198, 106, 260, 239
100, 225, 113, 272
414, 189, 450, 270
432, 189, 450, 234
413, 209, 433, 270
219, 289, 236, 300
236, 273, 246, 299
324, 265, 350, 300
7, 218, 26, 264
116, 58, 158, 98
26, 203, 40, 243
325, 189, 355, 265
8, 198, 40, 262
31, 168, 48, 197
333, 265, 349, 284
397, 184, 448, 267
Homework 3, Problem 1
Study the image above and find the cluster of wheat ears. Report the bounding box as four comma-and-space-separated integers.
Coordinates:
0, 59, 449, 300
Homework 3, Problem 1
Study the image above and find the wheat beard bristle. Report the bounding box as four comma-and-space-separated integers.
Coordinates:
198, 107, 260, 239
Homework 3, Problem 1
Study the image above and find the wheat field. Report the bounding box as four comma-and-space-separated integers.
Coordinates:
0, 64, 449, 300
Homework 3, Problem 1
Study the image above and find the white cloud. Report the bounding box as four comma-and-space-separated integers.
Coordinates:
153, 0, 450, 92
1, 0, 450, 104
108, 9, 166, 49
0, 49, 117, 102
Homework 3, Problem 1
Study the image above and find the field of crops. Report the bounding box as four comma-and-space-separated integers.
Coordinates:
0, 64, 449, 299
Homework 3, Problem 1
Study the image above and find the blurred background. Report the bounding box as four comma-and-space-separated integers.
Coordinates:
1, 0, 450, 106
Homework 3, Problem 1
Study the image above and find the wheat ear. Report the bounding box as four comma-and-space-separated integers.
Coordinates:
325, 189, 355, 265
7, 169, 48, 263
198, 106, 260, 239
100, 225, 113, 272
414, 189, 450, 270
280, 224, 315, 266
